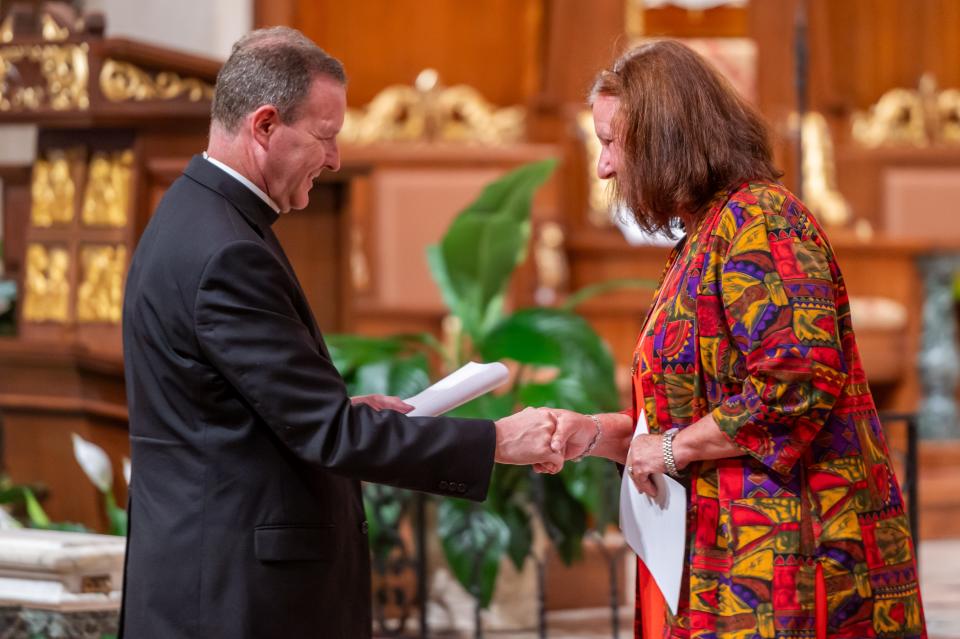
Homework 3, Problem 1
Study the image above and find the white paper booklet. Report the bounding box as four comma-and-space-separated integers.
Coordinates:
404, 361, 510, 417
619, 410, 687, 615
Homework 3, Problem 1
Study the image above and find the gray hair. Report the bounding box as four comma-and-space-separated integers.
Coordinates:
211, 26, 346, 133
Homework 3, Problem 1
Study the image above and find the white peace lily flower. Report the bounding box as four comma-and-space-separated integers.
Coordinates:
71, 433, 113, 493
123, 457, 132, 486
0, 507, 21, 530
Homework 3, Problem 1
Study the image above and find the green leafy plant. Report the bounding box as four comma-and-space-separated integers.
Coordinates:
331, 159, 650, 607
0, 475, 88, 532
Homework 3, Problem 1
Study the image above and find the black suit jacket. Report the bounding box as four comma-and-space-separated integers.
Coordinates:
119, 156, 496, 638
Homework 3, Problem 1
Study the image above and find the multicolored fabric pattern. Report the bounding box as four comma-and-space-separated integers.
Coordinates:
630, 182, 925, 638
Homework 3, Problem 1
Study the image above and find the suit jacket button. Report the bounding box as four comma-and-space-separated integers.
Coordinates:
458, 483, 466, 493
439, 480, 448, 490
361, 521, 369, 535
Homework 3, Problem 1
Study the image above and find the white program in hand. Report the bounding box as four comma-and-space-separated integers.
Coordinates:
404, 362, 509, 417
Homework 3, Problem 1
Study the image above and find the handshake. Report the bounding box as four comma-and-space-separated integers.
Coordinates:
492, 407, 598, 474
351, 395, 604, 474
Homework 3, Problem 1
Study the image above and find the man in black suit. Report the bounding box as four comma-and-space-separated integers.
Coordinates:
119, 27, 562, 639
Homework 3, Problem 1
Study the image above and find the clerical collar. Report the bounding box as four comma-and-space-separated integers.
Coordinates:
202, 152, 281, 214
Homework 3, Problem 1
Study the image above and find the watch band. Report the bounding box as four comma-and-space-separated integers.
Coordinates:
662, 427, 683, 478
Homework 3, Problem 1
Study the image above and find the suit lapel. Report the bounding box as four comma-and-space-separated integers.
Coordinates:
182, 156, 328, 351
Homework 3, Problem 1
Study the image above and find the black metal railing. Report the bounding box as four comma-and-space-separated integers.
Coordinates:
368, 479, 628, 639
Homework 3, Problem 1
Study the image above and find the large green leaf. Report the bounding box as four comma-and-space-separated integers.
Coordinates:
480, 308, 620, 413
354, 354, 431, 399
445, 391, 515, 421
538, 473, 588, 564
326, 334, 405, 375
500, 501, 533, 572
427, 159, 557, 341
483, 466, 535, 572
561, 457, 620, 532
438, 499, 510, 608
363, 484, 410, 564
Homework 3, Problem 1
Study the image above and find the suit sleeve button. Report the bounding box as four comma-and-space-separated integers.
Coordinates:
458, 483, 466, 493
361, 521, 369, 535
439, 480, 448, 490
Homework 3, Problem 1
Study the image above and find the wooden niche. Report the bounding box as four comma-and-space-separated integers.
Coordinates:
0, 6, 218, 531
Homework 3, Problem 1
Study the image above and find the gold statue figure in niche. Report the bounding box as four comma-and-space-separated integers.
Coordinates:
82, 150, 133, 227
31, 149, 77, 227
77, 244, 127, 323
23, 244, 70, 323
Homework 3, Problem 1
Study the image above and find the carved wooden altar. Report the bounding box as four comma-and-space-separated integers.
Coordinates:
0, 13, 219, 530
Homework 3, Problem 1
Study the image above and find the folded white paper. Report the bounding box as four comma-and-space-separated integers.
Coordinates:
404, 361, 510, 417
619, 410, 687, 615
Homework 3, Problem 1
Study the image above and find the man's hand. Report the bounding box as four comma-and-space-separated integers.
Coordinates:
351, 394, 414, 413
494, 407, 563, 472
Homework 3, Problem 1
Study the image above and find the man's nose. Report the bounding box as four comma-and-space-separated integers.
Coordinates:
326, 143, 341, 172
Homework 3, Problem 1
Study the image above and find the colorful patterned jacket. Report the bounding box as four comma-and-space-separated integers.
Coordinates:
631, 182, 925, 638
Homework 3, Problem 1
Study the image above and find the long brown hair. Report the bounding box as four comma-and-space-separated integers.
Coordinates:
590, 40, 781, 235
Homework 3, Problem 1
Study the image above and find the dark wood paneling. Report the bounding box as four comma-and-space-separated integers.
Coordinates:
282, 0, 545, 108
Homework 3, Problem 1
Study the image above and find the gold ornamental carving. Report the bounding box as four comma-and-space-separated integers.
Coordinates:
23, 243, 71, 322
82, 150, 133, 227
340, 69, 525, 145
40, 13, 70, 42
576, 110, 613, 227
99, 59, 213, 103
852, 74, 960, 147
0, 42, 89, 111
77, 244, 127, 323
939, 88, 960, 144
31, 149, 79, 227
534, 222, 568, 306
800, 112, 852, 228
349, 228, 370, 293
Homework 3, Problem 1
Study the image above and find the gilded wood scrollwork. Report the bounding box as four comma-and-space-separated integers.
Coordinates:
0, 43, 89, 111
99, 59, 213, 103
340, 69, 524, 145
853, 74, 960, 147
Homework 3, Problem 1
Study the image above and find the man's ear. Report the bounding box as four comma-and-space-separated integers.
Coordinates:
249, 105, 280, 148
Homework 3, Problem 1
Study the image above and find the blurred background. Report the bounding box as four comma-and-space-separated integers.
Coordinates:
0, 0, 958, 637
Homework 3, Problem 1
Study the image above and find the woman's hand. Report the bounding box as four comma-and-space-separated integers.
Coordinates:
625, 433, 666, 498
350, 394, 413, 413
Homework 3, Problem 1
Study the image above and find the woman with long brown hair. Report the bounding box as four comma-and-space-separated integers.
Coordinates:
546, 40, 925, 639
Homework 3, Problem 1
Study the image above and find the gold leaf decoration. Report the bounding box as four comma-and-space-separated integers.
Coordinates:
0, 43, 89, 111
23, 243, 71, 322
852, 74, 960, 147
82, 150, 133, 227
340, 68, 524, 145
31, 149, 78, 228
99, 59, 213, 103
77, 244, 127, 323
